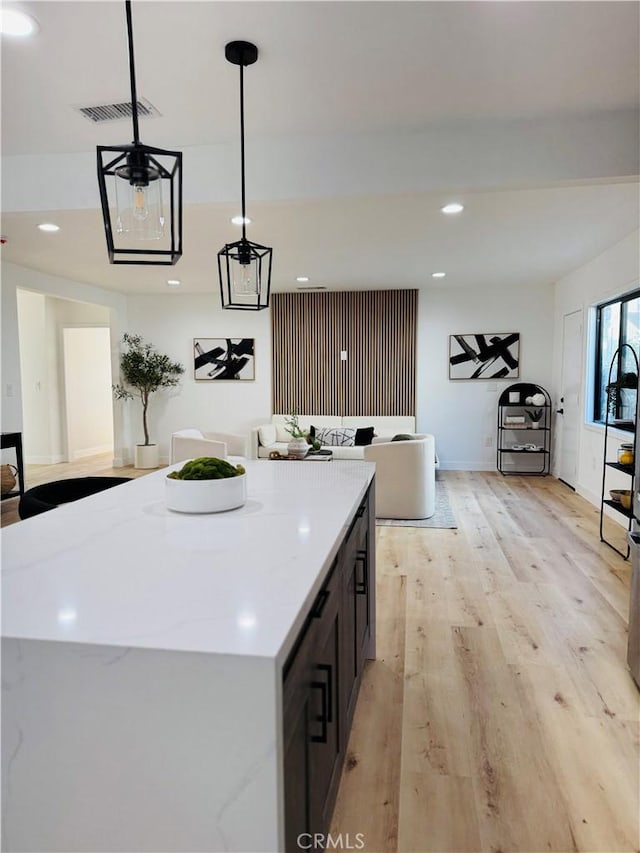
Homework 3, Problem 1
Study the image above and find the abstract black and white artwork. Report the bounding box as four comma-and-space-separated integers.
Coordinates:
449, 333, 520, 380
194, 338, 255, 380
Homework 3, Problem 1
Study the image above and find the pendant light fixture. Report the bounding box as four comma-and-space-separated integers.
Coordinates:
218, 41, 272, 310
97, 0, 182, 265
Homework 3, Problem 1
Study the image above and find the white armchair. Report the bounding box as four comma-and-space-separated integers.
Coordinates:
170, 429, 248, 465
364, 434, 436, 519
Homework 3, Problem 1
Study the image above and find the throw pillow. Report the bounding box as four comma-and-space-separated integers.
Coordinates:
391, 433, 414, 442
354, 426, 375, 446
258, 424, 277, 447
315, 426, 357, 447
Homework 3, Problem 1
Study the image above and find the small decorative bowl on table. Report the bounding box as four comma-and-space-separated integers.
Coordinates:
609, 488, 632, 510
165, 457, 246, 513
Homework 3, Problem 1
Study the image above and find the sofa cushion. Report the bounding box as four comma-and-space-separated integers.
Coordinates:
315, 426, 357, 447
258, 424, 277, 447
272, 414, 341, 443
354, 426, 375, 446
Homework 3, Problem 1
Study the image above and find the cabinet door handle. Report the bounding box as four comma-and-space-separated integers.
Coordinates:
310, 664, 332, 743
316, 663, 333, 723
356, 502, 366, 519
355, 550, 368, 595
311, 588, 330, 619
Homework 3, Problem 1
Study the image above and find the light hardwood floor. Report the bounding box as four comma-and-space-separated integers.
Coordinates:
2, 461, 638, 851
331, 471, 639, 853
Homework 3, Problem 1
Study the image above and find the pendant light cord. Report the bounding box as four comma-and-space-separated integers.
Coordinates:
239, 62, 247, 242
125, 0, 140, 145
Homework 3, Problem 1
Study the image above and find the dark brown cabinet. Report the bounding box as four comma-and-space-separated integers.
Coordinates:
283, 481, 375, 851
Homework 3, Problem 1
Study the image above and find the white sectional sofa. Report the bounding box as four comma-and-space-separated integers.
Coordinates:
250, 414, 417, 460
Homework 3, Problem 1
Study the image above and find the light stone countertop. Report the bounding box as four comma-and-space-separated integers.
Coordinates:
1, 458, 375, 663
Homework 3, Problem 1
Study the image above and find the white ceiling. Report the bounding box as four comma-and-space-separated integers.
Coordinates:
1, 1, 639, 295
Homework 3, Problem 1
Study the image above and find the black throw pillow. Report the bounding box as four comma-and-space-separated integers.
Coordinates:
391, 433, 414, 441
354, 427, 375, 446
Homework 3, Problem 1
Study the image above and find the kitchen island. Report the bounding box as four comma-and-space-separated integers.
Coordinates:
1, 459, 376, 852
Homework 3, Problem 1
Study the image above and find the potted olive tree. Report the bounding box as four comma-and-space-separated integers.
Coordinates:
113, 333, 185, 469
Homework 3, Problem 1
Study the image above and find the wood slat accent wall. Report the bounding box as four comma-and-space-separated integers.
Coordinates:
272, 290, 417, 416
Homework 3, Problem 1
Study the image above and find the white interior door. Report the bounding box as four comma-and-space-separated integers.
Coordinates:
558, 309, 583, 488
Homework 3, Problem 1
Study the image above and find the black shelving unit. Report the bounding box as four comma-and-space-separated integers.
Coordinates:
1, 432, 25, 500
497, 383, 551, 476
599, 344, 638, 560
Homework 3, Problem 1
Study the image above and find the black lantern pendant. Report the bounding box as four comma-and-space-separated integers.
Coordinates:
218, 41, 272, 310
97, 0, 182, 265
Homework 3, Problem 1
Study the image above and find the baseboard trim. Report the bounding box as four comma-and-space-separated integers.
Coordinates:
24, 454, 65, 465
439, 462, 496, 471
70, 445, 112, 461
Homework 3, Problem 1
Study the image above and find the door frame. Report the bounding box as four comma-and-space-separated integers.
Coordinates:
556, 308, 584, 488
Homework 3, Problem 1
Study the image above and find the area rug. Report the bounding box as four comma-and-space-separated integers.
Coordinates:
376, 479, 457, 529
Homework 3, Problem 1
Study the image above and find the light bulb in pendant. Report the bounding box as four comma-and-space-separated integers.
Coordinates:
133, 184, 149, 222
233, 260, 259, 295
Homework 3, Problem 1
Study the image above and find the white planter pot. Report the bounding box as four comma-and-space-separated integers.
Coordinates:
288, 437, 310, 459
165, 473, 247, 514
134, 444, 160, 469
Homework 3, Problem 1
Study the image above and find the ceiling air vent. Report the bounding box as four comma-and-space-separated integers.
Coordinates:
75, 97, 161, 124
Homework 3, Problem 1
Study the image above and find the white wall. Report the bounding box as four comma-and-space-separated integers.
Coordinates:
552, 229, 640, 509
1, 272, 23, 434
417, 283, 555, 469
125, 295, 272, 461
16, 290, 55, 463
1, 262, 129, 463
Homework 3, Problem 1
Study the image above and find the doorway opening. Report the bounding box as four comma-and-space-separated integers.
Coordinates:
16, 289, 114, 466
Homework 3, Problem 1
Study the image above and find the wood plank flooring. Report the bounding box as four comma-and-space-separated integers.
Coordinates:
2, 461, 638, 851
0, 452, 156, 527
331, 471, 639, 853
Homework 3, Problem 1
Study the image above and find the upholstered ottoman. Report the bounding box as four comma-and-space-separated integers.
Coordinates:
19, 477, 132, 519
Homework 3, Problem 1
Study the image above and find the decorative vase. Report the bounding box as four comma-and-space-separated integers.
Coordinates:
134, 444, 160, 469
288, 437, 310, 459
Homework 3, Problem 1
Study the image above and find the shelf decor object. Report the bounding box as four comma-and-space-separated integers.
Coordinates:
218, 41, 272, 311
97, 1, 183, 265
599, 343, 638, 559
497, 382, 551, 476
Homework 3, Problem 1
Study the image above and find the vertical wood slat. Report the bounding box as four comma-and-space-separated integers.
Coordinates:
272, 290, 416, 416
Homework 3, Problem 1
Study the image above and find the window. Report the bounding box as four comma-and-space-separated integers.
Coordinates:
594, 289, 640, 424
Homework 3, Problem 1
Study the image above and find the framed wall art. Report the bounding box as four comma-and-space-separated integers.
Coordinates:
194, 338, 255, 380
449, 333, 519, 380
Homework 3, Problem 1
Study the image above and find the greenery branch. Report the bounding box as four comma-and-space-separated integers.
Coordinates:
284, 412, 306, 439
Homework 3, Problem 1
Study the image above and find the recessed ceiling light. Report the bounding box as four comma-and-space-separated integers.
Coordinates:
441, 203, 464, 215
0, 8, 38, 36
296, 276, 310, 283
37, 223, 59, 232
166, 279, 181, 287
231, 215, 251, 226
431, 272, 446, 278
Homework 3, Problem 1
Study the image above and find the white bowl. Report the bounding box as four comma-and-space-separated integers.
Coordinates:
165, 473, 246, 514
